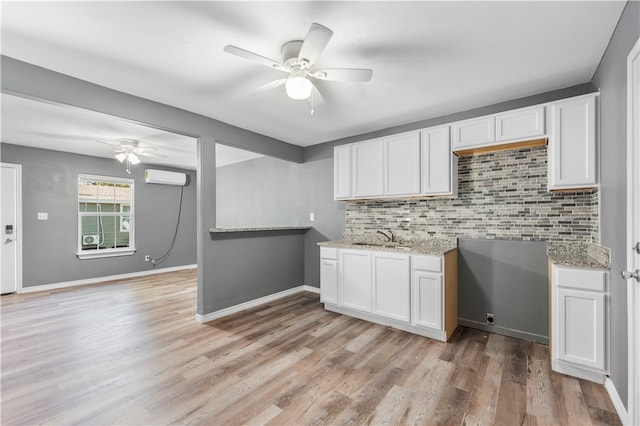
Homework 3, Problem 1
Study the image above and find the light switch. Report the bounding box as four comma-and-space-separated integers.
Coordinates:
309, 213, 315, 222
37, 212, 48, 220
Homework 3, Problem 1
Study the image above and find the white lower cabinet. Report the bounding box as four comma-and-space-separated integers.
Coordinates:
320, 246, 457, 342
340, 249, 373, 313
373, 252, 410, 322
551, 263, 608, 383
320, 251, 338, 305
411, 270, 443, 330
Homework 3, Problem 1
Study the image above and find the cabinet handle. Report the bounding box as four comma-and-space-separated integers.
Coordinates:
621, 269, 640, 282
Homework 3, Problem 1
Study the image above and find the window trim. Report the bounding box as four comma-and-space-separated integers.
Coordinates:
76, 174, 136, 259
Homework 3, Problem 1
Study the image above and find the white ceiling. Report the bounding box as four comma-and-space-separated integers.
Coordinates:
0, 1, 627, 157
0, 94, 262, 170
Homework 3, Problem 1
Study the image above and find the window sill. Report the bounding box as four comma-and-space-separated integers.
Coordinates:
76, 248, 136, 260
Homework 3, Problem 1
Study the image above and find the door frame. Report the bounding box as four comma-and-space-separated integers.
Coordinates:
1, 162, 23, 293
626, 37, 640, 426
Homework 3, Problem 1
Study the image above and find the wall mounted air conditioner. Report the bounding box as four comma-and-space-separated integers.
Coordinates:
83, 234, 99, 245
144, 169, 187, 186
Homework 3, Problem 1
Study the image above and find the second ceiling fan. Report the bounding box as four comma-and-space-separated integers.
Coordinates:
223, 23, 373, 104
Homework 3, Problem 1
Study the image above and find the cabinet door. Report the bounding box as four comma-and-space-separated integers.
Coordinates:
384, 132, 421, 196
340, 250, 372, 312
452, 116, 495, 149
555, 288, 605, 370
548, 95, 597, 190
411, 270, 443, 330
373, 252, 410, 322
334, 145, 352, 199
495, 106, 545, 142
421, 126, 457, 196
320, 259, 338, 305
353, 140, 384, 197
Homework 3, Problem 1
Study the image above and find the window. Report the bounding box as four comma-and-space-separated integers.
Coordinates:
77, 174, 135, 259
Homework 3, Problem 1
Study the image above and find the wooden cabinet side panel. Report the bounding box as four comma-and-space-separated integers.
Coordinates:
444, 250, 458, 340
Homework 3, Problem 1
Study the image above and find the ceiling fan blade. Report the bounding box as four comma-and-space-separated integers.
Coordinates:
253, 78, 287, 93
137, 151, 168, 159
96, 140, 121, 147
298, 23, 333, 66
223, 45, 285, 71
311, 68, 373, 82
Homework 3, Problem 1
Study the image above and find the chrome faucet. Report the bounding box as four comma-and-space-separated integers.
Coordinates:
377, 230, 394, 242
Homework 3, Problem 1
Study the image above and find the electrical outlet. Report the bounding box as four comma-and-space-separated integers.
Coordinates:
145, 255, 151, 262
486, 312, 495, 326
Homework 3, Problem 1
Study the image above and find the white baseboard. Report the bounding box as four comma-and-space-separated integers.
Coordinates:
605, 377, 629, 425
196, 284, 319, 323
18, 264, 197, 294
303, 285, 320, 294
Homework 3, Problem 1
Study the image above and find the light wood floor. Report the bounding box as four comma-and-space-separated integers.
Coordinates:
1, 270, 621, 425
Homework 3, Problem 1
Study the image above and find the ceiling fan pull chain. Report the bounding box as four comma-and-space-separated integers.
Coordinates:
310, 90, 315, 115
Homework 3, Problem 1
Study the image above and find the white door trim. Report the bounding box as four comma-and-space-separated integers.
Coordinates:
1, 162, 23, 293
626, 37, 640, 426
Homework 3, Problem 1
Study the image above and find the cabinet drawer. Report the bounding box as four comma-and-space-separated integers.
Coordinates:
412, 255, 442, 272
320, 247, 338, 260
554, 265, 607, 292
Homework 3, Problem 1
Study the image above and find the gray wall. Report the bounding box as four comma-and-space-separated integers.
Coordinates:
591, 0, 639, 410
1, 56, 306, 318
216, 156, 307, 228
215, 149, 346, 289
0, 143, 197, 286
457, 238, 549, 343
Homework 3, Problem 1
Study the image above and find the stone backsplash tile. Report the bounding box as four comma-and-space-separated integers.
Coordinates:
345, 146, 599, 243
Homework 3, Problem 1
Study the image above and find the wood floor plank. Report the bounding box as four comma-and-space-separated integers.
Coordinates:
0, 269, 622, 426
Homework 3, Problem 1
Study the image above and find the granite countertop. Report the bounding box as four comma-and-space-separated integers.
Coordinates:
209, 226, 311, 233
547, 241, 610, 269
318, 236, 457, 256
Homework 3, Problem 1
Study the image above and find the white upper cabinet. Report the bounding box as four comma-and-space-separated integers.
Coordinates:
452, 116, 495, 150
548, 94, 597, 190
353, 139, 384, 198
495, 106, 546, 142
421, 125, 457, 196
384, 132, 421, 196
333, 145, 352, 199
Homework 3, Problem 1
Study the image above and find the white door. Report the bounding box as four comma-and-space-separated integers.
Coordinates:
340, 249, 372, 312
411, 270, 443, 330
372, 252, 410, 322
624, 37, 640, 426
384, 132, 421, 196
421, 125, 454, 195
352, 139, 384, 198
555, 288, 605, 370
320, 259, 338, 305
1, 163, 22, 294
333, 145, 351, 200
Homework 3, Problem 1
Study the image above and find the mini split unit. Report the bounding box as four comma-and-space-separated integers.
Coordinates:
144, 169, 187, 186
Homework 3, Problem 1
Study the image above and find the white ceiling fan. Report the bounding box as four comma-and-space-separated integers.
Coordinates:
223, 23, 373, 107
98, 139, 166, 174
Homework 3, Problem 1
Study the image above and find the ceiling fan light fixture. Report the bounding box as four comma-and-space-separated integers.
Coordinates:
115, 152, 127, 163
285, 74, 312, 100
